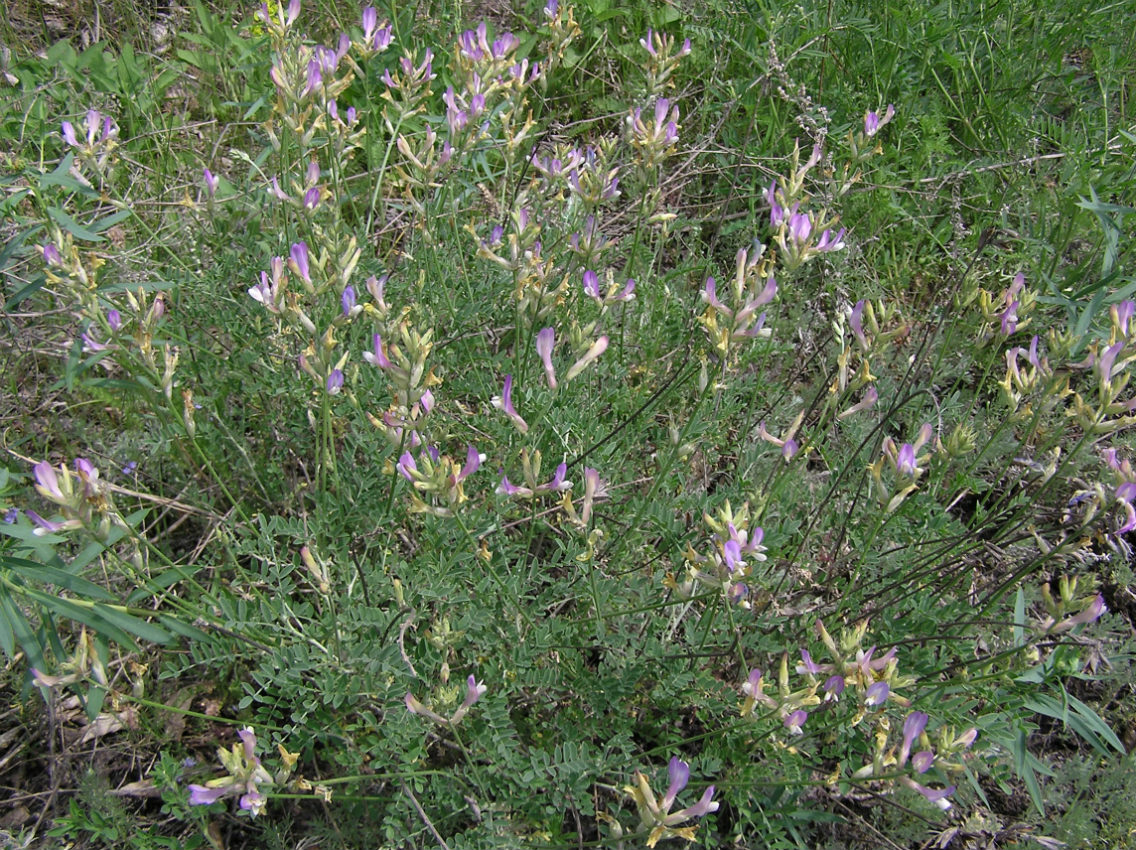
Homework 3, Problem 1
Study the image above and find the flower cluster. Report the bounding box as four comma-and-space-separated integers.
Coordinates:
669, 500, 767, 606
365, 322, 442, 446
396, 445, 483, 517
496, 449, 572, 501
188, 727, 277, 817
406, 673, 487, 726
869, 423, 937, 512
766, 142, 847, 271
626, 97, 681, 169
1066, 299, 1136, 433
624, 756, 717, 848
978, 271, 1036, 337
639, 28, 691, 98
61, 108, 118, 182
698, 244, 778, 365
27, 457, 123, 540
1038, 575, 1108, 634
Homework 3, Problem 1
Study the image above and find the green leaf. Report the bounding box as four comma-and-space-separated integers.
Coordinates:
47, 206, 104, 243
2, 554, 115, 600
92, 604, 172, 645
0, 590, 45, 670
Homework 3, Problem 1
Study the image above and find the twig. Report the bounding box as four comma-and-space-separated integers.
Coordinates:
401, 779, 452, 850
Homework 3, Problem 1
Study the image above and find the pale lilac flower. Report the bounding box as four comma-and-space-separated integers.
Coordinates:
304, 187, 321, 210
767, 181, 784, 228
815, 227, 846, 252
81, 329, 109, 352
496, 473, 531, 498
203, 168, 219, 197
1099, 341, 1124, 384
1000, 300, 1020, 335
364, 333, 393, 369
896, 443, 918, 476
901, 777, 955, 810
1062, 594, 1107, 628
580, 466, 605, 524
188, 785, 228, 806
582, 269, 601, 300
61, 121, 78, 147
107, 309, 122, 331
461, 674, 487, 708
911, 751, 935, 774
838, 386, 878, 419
33, 461, 63, 502
326, 370, 344, 394
289, 242, 311, 284
822, 675, 845, 702
864, 105, 895, 138
536, 327, 557, 389
898, 711, 928, 767
796, 649, 824, 675
492, 375, 529, 434
953, 728, 978, 749
1112, 300, 1135, 337
341, 285, 356, 317
564, 337, 608, 382
396, 452, 417, 481
43, 243, 62, 266
787, 208, 811, 245
660, 757, 690, 811
783, 709, 807, 735
613, 278, 636, 302
25, 509, 66, 535
3, 508, 17, 524
865, 681, 890, 707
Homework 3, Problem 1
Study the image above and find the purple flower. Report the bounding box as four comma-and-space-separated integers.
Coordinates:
767, 181, 783, 228
864, 111, 881, 137
822, 675, 845, 701
783, 709, 808, 735
787, 209, 811, 245
849, 300, 868, 349
582, 269, 601, 300
864, 681, 889, 707
33, 461, 63, 502
536, 327, 557, 389
911, 751, 935, 774
672, 785, 718, 820
364, 333, 393, 369
326, 370, 344, 394
61, 121, 78, 147
303, 187, 320, 210
815, 227, 846, 252
896, 443, 918, 476
43, 243, 62, 266
462, 674, 487, 709
492, 375, 529, 434
188, 784, 229, 806
1113, 300, 1135, 337
898, 711, 928, 767
341, 285, 356, 317
3, 508, 17, 524
107, 309, 122, 331
796, 649, 823, 675
203, 168, 219, 197
289, 242, 311, 284
660, 757, 689, 811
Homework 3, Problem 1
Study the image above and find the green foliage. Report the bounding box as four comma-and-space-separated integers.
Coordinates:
1, 0, 1134, 846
